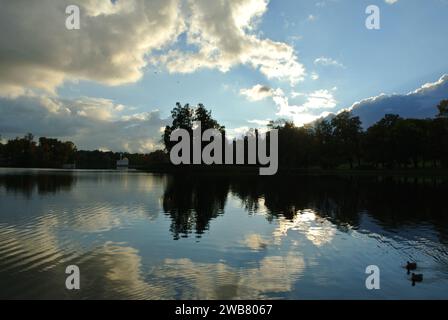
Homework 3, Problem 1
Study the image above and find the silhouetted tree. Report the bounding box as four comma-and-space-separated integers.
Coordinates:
331, 111, 362, 168
162, 103, 225, 166
313, 119, 337, 168
0, 135, 4, 158
437, 100, 448, 118
3, 133, 37, 167
37, 137, 76, 167
364, 114, 402, 168
163, 102, 194, 152
193, 104, 225, 133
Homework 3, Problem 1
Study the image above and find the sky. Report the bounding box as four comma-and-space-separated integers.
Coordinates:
0, 0, 447, 152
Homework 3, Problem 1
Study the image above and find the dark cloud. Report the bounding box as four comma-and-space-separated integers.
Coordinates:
0, 95, 168, 152
349, 75, 448, 127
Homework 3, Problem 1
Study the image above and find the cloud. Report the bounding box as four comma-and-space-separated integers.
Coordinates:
347, 74, 448, 127
0, 0, 305, 96
310, 72, 319, 80
240, 83, 337, 126
314, 57, 345, 68
226, 126, 251, 139
156, 0, 306, 85
152, 253, 305, 299
247, 119, 271, 126
301, 89, 337, 110
0, 0, 185, 97
315, 0, 339, 7
273, 209, 335, 247
239, 84, 282, 101
307, 14, 317, 22
0, 94, 167, 153
291, 91, 305, 98
385, 0, 398, 4
273, 89, 337, 126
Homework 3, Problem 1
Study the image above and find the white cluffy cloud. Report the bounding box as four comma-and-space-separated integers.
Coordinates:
310, 72, 319, 80
314, 57, 345, 68
239, 84, 282, 101
158, 0, 305, 85
0, 0, 305, 97
240, 84, 337, 126
274, 89, 336, 125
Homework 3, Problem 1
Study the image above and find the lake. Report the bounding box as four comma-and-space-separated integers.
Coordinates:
0, 168, 447, 299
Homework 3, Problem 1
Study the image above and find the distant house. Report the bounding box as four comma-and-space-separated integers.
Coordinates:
62, 163, 76, 169
116, 156, 129, 170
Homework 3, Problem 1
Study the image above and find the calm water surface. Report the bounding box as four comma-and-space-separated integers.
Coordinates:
0, 168, 448, 299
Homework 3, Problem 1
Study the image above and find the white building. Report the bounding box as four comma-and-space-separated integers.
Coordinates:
116, 156, 129, 170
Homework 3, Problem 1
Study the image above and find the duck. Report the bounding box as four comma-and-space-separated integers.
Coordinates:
411, 273, 423, 286
406, 261, 417, 274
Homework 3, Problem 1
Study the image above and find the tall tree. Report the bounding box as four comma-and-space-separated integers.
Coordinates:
163, 102, 194, 152
162, 103, 225, 154
331, 111, 363, 168
437, 100, 448, 118
313, 119, 337, 168
364, 114, 402, 168
193, 104, 225, 133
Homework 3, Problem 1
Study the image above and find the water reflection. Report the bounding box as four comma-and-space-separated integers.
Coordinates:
0, 169, 76, 197
162, 175, 229, 239
161, 174, 448, 242
0, 169, 448, 299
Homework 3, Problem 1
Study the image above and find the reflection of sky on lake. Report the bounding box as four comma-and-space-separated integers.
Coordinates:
0, 169, 448, 299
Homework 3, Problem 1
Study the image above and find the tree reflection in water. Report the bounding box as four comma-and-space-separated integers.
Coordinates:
161, 174, 448, 243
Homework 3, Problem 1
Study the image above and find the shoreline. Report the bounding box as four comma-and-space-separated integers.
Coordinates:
3, 165, 448, 177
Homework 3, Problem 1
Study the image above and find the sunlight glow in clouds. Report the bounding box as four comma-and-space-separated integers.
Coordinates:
0, 0, 305, 96
0, 0, 184, 96
274, 88, 336, 126
158, 0, 305, 85
240, 84, 337, 126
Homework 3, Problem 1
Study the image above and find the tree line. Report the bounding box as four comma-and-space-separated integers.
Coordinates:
269, 99, 448, 169
0, 134, 77, 168
162, 100, 448, 170
1, 99, 447, 170
0, 134, 168, 169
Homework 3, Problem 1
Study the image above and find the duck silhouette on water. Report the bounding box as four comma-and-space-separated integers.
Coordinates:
405, 261, 423, 286
411, 273, 423, 286
406, 261, 417, 274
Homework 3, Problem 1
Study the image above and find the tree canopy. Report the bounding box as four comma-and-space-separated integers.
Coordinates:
162, 102, 225, 152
